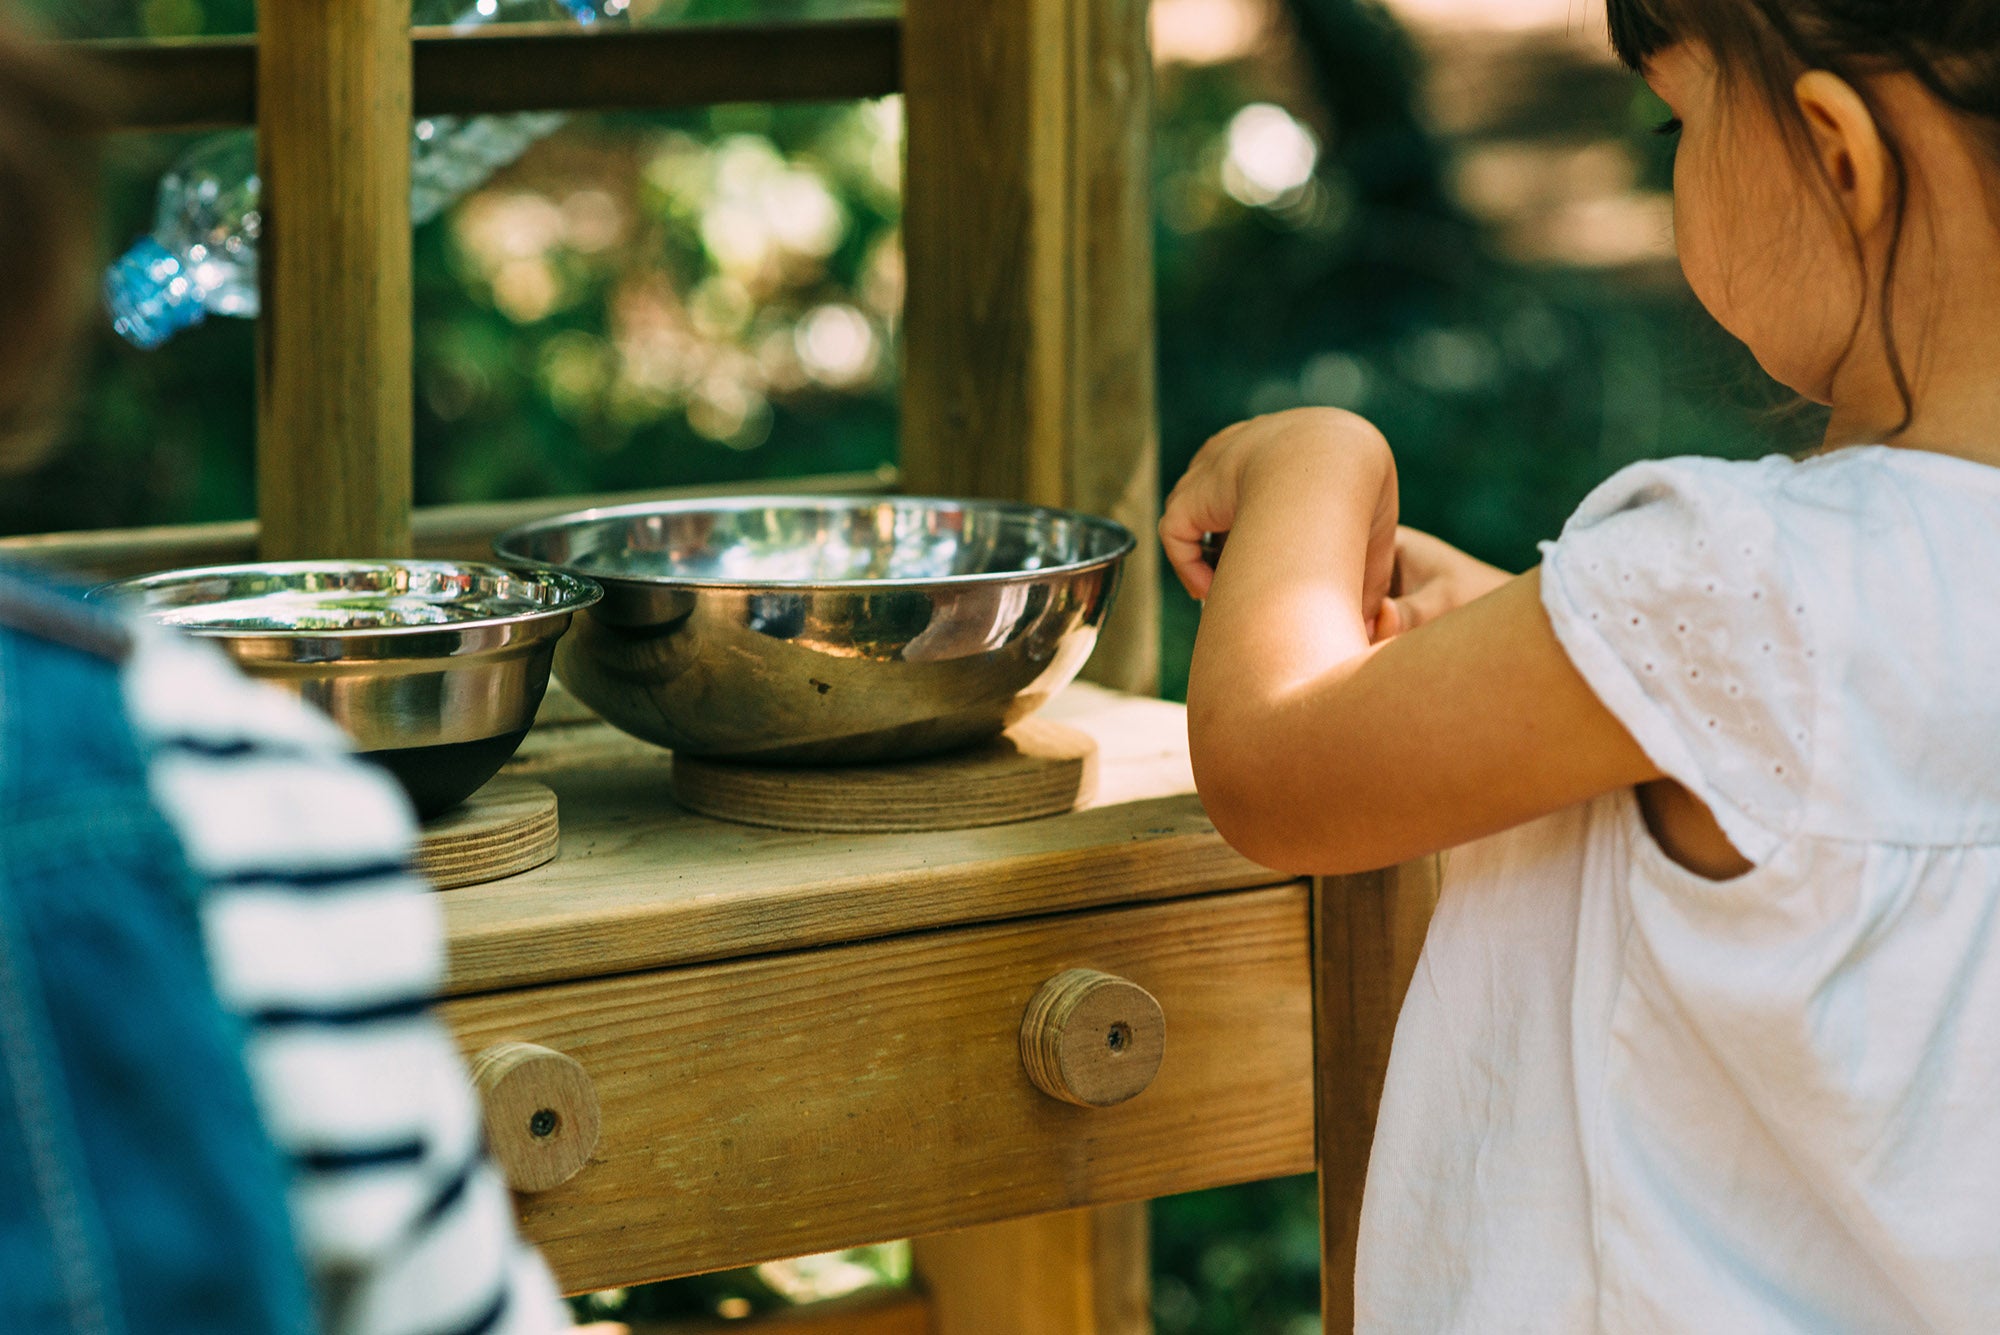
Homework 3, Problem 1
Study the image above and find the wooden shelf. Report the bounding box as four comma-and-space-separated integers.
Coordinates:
79, 18, 901, 132
440, 685, 1285, 997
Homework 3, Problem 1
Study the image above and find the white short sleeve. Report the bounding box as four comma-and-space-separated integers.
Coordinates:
1539, 458, 1816, 864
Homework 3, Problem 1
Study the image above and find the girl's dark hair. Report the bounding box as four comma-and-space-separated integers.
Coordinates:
0, 12, 98, 472
1604, 0, 2000, 433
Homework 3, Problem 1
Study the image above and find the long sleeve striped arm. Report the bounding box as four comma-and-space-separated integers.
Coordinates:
120, 627, 572, 1335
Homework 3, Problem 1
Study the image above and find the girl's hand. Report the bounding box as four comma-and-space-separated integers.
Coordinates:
1161, 407, 1398, 614
1377, 527, 1514, 640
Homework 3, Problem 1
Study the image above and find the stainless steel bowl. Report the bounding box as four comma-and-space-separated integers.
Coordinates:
493, 496, 1134, 763
92, 559, 601, 815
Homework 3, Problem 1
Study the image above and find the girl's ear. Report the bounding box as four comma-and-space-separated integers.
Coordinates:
1794, 70, 1891, 236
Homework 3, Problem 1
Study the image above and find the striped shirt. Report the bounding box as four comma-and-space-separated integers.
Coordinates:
120, 625, 571, 1335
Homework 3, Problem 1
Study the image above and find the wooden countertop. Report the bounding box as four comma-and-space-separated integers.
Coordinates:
440, 685, 1284, 998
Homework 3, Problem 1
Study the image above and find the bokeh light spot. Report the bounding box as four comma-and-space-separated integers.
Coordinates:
1221, 104, 1319, 208
795, 304, 879, 388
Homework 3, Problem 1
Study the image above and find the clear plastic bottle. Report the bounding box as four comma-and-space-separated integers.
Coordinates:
104, 0, 618, 348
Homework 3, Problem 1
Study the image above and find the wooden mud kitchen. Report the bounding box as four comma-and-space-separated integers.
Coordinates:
19, 4, 1442, 1330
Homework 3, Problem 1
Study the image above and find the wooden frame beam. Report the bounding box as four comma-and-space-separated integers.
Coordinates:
79, 20, 902, 132
0, 468, 898, 579
255, 0, 412, 559
630, 1286, 930, 1334
900, 0, 1160, 694
913, 1205, 1149, 1335
1312, 859, 1442, 1330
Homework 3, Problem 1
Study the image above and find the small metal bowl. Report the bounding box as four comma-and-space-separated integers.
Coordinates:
93, 559, 601, 817
494, 495, 1134, 763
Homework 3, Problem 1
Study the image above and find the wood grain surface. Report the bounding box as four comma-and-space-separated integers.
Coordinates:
669, 717, 1098, 833
912, 1204, 1150, 1335
441, 687, 1277, 996
256, 0, 412, 560
78, 20, 901, 132
1313, 857, 1442, 1331
469, 1040, 602, 1193
1060, 0, 1161, 698
1017, 969, 1165, 1108
442, 886, 1315, 1292
417, 777, 559, 890
629, 1288, 931, 1335
900, 0, 1159, 694
412, 20, 898, 117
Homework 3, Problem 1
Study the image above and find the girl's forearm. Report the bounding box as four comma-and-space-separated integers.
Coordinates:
1189, 426, 1395, 709
1183, 426, 1395, 866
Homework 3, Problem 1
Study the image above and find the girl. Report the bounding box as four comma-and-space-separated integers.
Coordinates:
1162, 2, 2000, 1329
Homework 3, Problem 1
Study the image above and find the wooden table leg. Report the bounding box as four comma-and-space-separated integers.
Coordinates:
1313, 859, 1441, 1333
912, 1203, 1150, 1335
630, 1288, 933, 1334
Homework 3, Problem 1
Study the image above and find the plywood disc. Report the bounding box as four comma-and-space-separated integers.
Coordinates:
672, 717, 1099, 833
417, 777, 559, 890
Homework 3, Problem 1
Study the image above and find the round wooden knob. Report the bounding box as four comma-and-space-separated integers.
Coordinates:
470, 1042, 601, 1193
1019, 969, 1165, 1107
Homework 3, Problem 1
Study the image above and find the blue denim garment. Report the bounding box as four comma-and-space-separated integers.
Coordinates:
0, 569, 316, 1335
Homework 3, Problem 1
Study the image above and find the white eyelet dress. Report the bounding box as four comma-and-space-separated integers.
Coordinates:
1356, 447, 2000, 1333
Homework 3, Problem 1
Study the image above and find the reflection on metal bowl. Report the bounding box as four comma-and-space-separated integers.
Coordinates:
92, 560, 601, 816
493, 496, 1134, 763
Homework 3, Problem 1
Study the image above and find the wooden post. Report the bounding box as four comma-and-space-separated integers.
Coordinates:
901, 0, 1161, 695
912, 1203, 1150, 1335
256, 0, 413, 559
628, 1289, 933, 1333
1312, 858, 1441, 1331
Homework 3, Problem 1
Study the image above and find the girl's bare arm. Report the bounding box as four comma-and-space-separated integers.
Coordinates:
1163, 408, 1662, 875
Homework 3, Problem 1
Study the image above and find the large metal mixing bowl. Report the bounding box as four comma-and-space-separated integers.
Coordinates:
93, 560, 601, 816
493, 496, 1134, 763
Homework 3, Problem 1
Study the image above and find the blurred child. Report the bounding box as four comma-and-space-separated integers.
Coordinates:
1162, 2, 2000, 1328
0, 14, 578, 1334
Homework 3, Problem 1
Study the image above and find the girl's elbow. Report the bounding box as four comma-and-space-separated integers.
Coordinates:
1190, 735, 1403, 876
1221, 827, 1333, 876
1192, 742, 1344, 874
1200, 791, 1298, 872
1205, 806, 1412, 877
1192, 737, 1279, 858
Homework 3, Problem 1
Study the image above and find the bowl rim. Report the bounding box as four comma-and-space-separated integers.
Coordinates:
491, 493, 1138, 591
89, 557, 603, 639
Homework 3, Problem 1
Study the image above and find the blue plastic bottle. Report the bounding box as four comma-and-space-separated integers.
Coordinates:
105, 0, 615, 348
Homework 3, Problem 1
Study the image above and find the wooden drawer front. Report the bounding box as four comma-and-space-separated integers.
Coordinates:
444, 883, 1315, 1293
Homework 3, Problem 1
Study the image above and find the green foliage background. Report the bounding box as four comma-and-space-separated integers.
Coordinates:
9, 0, 1813, 1329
